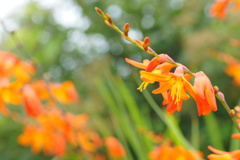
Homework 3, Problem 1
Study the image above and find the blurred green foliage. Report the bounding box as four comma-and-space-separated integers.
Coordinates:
1, 0, 240, 159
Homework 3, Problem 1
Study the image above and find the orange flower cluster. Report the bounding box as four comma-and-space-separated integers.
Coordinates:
210, 0, 240, 20
0, 51, 36, 115
0, 51, 126, 158
149, 144, 202, 160
126, 52, 218, 116
0, 51, 78, 117
96, 7, 218, 115
18, 110, 102, 156
18, 110, 126, 158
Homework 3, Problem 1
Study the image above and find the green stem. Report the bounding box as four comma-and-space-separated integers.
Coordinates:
111, 24, 158, 57
216, 93, 240, 133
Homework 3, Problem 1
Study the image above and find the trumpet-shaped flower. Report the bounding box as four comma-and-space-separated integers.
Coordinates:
208, 145, 240, 160
140, 66, 195, 114
125, 57, 175, 92
193, 71, 218, 116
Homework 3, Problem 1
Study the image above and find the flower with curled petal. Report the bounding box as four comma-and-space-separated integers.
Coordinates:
140, 66, 195, 114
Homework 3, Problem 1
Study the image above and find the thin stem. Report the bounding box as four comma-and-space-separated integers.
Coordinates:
110, 24, 158, 57
96, 8, 159, 57
216, 93, 240, 132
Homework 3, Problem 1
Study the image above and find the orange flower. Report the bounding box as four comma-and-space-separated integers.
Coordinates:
140, 66, 196, 114
193, 71, 218, 116
105, 136, 125, 158
18, 125, 66, 156
208, 145, 240, 160
18, 110, 102, 156
0, 79, 24, 115
230, 0, 240, 10
0, 99, 8, 115
22, 85, 44, 117
77, 131, 102, 152
232, 133, 240, 139
0, 80, 22, 105
125, 56, 175, 92
0, 51, 35, 82
51, 81, 78, 104
149, 145, 201, 160
225, 64, 240, 86
30, 80, 78, 104
210, 0, 230, 20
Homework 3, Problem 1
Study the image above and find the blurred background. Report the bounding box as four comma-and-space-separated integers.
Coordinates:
1, 0, 240, 159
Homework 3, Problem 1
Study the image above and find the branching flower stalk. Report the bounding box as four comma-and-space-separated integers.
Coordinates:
96, 7, 158, 57
95, 7, 240, 132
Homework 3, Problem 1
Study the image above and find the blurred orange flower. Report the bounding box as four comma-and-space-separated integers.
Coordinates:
208, 145, 240, 160
225, 64, 240, 86
105, 136, 125, 158
232, 133, 240, 139
18, 110, 102, 156
22, 85, 44, 117
210, 0, 230, 20
149, 145, 201, 160
214, 52, 240, 86
30, 80, 78, 104
18, 125, 66, 156
0, 51, 35, 82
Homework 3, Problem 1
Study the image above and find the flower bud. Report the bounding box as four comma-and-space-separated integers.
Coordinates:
105, 13, 113, 24
123, 23, 130, 36
143, 37, 150, 51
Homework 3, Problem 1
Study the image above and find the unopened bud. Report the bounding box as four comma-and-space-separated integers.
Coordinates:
123, 23, 130, 36
214, 86, 219, 94
217, 91, 226, 102
230, 109, 236, 117
95, 7, 104, 15
143, 37, 150, 51
105, 13, 113, 24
